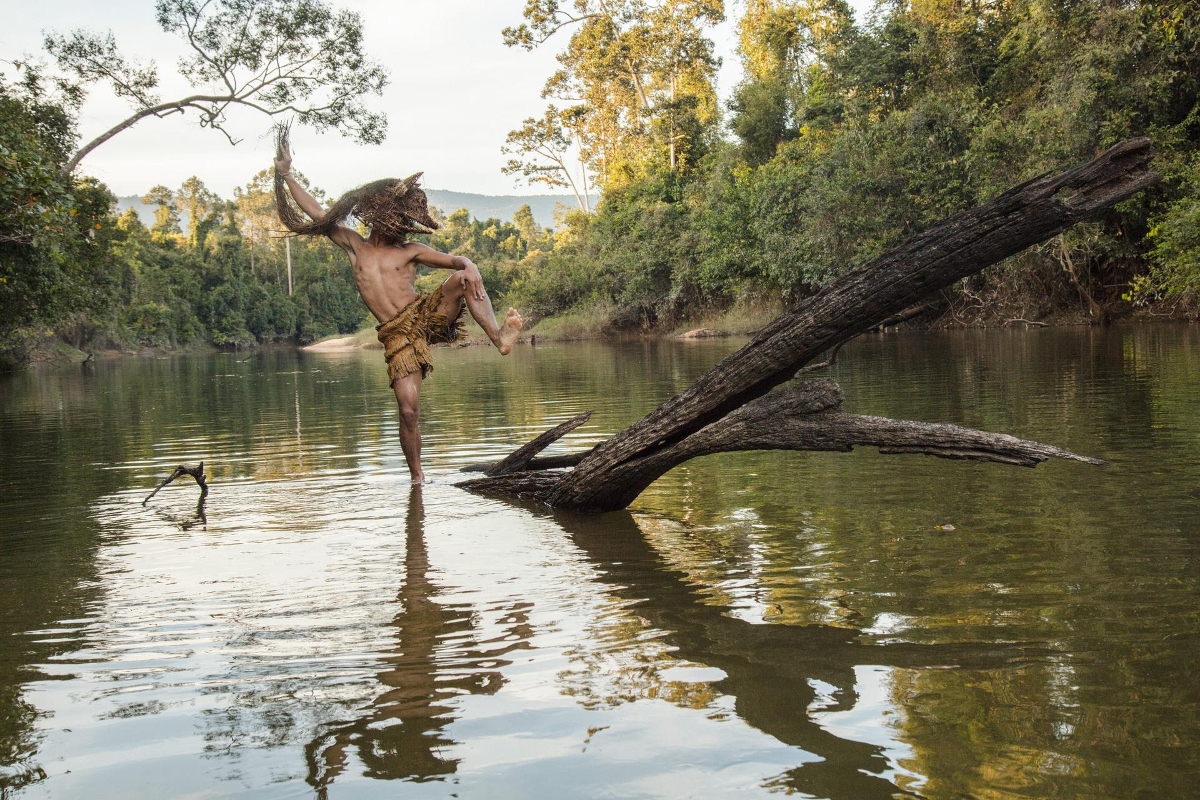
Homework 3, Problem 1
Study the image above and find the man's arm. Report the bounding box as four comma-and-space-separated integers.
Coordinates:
407, 243, 487, 301
275, 143, 362, 253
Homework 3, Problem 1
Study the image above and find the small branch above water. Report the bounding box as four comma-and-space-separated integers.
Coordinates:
143, 462, 209, 505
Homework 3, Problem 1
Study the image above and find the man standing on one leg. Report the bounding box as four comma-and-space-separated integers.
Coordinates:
273, 137, 523, 484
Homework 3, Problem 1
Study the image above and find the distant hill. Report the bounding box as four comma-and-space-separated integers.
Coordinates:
426, 190, 595, 230
115, 190, 595, 232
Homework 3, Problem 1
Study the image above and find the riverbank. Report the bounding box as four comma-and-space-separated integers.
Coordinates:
298, 292, 1200, 353
302, 296, 791, 352
300, 327, 382, 352
7, 294, 1197, 368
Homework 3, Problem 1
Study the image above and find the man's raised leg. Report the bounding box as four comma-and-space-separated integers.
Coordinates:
393, 371, 424, 483
438, 272, 523, 355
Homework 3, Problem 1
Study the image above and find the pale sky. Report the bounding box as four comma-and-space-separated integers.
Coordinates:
4, 1, 867, 199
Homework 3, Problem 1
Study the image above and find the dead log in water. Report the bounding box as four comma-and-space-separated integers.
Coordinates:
461, 139, 1157, 511
461, 381, 1103, 504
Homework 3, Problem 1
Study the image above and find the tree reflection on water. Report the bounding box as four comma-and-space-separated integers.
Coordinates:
552, 509, 1052, 799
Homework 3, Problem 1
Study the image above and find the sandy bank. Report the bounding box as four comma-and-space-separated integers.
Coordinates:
300, 334, 382, 352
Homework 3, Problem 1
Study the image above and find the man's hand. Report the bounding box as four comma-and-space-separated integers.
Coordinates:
460, 261, 486, 302
275, 140, 293, 176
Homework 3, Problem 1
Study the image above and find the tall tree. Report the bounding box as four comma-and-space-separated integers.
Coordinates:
45, 0, 389, 175
502, 106, 592, 211
234, 169, 280, 278
504, 0, 723, 188
141, 185, 181, 236
175, 176, 221, 246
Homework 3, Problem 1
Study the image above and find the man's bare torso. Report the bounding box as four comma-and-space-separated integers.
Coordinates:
342, 235, 426, 324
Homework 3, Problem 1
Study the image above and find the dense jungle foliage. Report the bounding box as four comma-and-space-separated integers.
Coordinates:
502, 0, 1200, 329
2, 0, 1198, 367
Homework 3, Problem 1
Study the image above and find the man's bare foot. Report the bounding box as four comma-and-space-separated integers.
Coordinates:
410, 473, 425, 485
496, 308, 524, 355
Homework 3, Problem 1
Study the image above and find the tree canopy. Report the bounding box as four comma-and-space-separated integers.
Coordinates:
503, 0, 724, 194
500, 0, 1200, 327
46, 0, 389, 175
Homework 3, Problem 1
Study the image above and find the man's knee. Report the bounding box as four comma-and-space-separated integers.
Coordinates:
443, 270, 469, 299
395, 378, 421, 429
398, 400, 420, 428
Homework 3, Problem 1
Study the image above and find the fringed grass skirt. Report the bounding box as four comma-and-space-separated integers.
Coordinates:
376, 285, 466, 385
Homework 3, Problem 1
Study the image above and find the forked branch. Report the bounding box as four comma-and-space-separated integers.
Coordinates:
459, 382, 1102, 505
143, 462, 209, 505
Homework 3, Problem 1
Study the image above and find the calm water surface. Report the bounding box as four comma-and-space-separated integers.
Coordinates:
1, 328, 1198, 798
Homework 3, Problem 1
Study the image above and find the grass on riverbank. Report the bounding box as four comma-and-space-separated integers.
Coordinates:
524, 301, 626, 340
666, 297, 786, 338
522, 295, 785, 341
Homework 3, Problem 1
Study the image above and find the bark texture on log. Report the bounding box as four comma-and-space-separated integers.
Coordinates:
484, 411, 591, 476
461, 140, 1155, 511
460, 380, 1103, 505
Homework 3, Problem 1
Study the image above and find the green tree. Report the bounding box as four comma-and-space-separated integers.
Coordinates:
45, 0, 390, 175
141, 185, 181, 236
233, 170, 281, 279
730, 0, 854, 163
504, 0, 723, 189
513, 204, 543, 246
175, 176, 222, 247
0, 64, 123, 363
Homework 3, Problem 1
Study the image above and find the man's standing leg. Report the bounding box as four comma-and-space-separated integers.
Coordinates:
394, 371, 424, 483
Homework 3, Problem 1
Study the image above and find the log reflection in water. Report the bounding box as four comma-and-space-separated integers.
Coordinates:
305, 486, 534, 791
554, 509, 1048, 800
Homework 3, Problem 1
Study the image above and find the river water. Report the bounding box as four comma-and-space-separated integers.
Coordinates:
1, 327, 1198, 799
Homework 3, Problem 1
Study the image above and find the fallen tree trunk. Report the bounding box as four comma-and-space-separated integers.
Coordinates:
461, 381, 1103, 503
461, 139, 1156, 511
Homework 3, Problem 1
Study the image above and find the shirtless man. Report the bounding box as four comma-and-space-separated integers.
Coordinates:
274, 141, 522, 484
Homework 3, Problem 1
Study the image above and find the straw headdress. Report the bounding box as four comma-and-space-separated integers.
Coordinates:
273, 125, 439, 243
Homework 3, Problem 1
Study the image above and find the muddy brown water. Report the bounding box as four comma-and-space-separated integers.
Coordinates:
1, 327, 1198, 798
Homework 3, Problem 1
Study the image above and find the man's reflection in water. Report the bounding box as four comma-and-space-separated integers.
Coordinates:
306, 486, 533, 792
556, 510, 1041, 800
